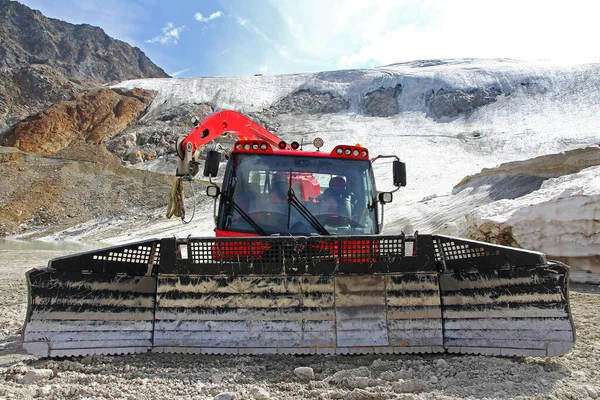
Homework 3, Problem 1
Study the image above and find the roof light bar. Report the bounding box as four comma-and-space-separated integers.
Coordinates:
331, 145, 369, 158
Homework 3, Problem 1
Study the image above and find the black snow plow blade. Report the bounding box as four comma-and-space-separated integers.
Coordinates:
23, 234, 575, 357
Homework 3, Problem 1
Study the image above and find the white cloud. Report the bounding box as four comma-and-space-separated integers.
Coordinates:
145, 22, 185, 45
269, 0, 405, 57
259, 65, 268, 72
170, 68, 192, 77
194, 11, 223, 23
338, 0, 600, 68
267, 0, 600, 71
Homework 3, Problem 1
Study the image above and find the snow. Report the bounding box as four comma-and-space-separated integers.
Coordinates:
97, 59, 600, 277
455, 166, 600, 281
115, 61, 600, 212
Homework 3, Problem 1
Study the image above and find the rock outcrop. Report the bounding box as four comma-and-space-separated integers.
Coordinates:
0, 0, 169, 83
107, 103, 217, 167
0, 0, 169, 132
462, 166, 600, 283
1, 88, 155, 154
426, 87, 504, 120
0, 64, 91, 132
265, 89, 349, 116
450, 146, 600, 283
455, 146, 600, 187
363, 84, 403, 117
451, 147, 600, 202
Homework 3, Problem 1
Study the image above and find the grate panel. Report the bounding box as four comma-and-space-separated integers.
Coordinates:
433, 239, 491, 262
91, 243, 161, 265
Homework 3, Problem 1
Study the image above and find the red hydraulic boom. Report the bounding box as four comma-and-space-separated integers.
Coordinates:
177, 110, 284, 176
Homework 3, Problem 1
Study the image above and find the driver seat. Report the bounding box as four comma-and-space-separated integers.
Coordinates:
319, 177, 352, 224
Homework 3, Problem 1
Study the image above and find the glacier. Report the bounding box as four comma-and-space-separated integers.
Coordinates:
106, 59, 600, 281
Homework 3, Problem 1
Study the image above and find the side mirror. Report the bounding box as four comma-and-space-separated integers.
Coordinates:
378, 192, 393, 204
203, 150, 221, 177
206, 185, 220, 198
393, 160, 406, 187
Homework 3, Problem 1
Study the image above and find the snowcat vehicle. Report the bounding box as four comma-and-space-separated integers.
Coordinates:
23, 110, 575, 358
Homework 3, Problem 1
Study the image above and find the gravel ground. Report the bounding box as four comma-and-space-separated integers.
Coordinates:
1, 250, 599, 400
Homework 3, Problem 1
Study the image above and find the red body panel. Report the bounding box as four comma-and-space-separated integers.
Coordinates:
215, 229, 260, 237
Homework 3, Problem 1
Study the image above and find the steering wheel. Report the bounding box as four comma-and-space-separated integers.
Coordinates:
233, 211, 289, 227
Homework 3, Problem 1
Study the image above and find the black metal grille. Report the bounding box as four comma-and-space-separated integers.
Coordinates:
380, 237, 409, 259
48, 234, 546, 277
189, 240, 221, 264
156, 234, 435, 275
186, 236, 416, 265
49, 240, 161, 275
433, 239, 489, 262
92, 243, 160, 264
432, 235, 546, 271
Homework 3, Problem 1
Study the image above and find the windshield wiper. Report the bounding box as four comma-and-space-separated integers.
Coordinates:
287, 188, 330, 236
221, 193, 267, 236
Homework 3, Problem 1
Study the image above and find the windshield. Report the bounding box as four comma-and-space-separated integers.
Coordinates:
217, 153, 378, 235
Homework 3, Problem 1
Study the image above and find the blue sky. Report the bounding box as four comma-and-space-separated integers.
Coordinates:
19, 0, 600, 78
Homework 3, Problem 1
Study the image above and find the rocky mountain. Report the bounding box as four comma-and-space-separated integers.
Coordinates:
1, 87, 156, 154
0, 0, 169, 82
0, 64, 89, 131
0, 0, 169, 132
0, 145, 174, 238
